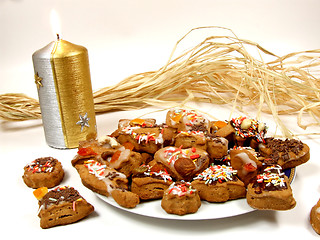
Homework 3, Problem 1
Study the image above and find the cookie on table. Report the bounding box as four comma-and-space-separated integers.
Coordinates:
192, 164, 246, 202
34, 186, 94, 229
161, 181, 201, 215
22, 157, 64, 189
258, 137, 310, 169
310, 199, 320, 234
131, 164, 173, 200
246, 164, 296, 210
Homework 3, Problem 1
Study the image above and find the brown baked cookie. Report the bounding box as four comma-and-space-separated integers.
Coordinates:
131, 164, 173, 200
166, 108, 211, 133
206, 137, 229, 161
111, 189, 140, 208
215, 117, 267, 148
112, 118, 175, 154
100, 146, 144, 177
35, 186, 94, 229
258, 137, 310, 169
74, 159, 128, 197
72, 137, 120, 166
229, 147, 262, 186
161, 181, 201, 215
192, 164, 246, 202
246, 164, 296, 210
22, 157, 64, 189
154, 146, 210, 181
174, 131, 207, 150
310, 199, 320, 234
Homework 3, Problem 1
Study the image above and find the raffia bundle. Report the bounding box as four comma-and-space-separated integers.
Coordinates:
1, 27, 320, 138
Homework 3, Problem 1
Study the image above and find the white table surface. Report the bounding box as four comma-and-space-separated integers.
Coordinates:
1, 0, 320, 239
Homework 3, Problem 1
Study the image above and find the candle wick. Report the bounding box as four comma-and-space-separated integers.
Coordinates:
56, 34, 60, 40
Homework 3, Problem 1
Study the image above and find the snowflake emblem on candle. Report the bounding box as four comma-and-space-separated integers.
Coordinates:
34, 72, 43, 89
76, 113, 90, 132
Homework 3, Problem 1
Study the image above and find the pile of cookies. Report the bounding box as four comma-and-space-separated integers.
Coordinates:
22, 108, 316, 229
70, 108, 310, 215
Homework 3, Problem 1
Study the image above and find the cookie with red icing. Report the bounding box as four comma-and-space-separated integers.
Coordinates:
22, 157, 64, 189
161, 181, 201, 215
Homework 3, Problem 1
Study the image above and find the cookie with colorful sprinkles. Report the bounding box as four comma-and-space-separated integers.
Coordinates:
192, 164, 246, 202
22, 157, 64, 189
246, 164, 296, 210
131, 164, 173, 200
161, 181, 201, 215
34, 186, 94, 229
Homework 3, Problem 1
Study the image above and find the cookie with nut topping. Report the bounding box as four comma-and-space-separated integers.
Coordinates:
154, 146, 210, 181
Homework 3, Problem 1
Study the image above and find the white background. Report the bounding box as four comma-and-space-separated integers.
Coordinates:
1, 0, 320, 239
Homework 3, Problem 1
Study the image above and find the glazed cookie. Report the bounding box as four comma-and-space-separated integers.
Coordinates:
229, 147, 262, 186
166, 108, 211, 132
73, 159, 139, 208
23, 157, 64, 189
112, 118, 175, 154
258, 137, 310, 169
161, 181, 201, 215
246, 164, 296, 210
154, 146, 210, 181
310, 199, 320, 234
100, 146, 144, 177
192, 164, 246, 202
35, 186, 94, 229
131, 164, 173, 200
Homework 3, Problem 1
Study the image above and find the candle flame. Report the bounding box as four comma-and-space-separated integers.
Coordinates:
50, 9, 61, 40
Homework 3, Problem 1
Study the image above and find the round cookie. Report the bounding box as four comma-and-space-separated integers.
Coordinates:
310, 199, 320, 234
161, 181, 201, 215
23, 157, 64, 189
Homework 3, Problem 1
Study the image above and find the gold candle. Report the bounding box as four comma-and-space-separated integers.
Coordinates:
32, 35, 96, 149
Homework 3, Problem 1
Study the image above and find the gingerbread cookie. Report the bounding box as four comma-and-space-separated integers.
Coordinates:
35, 186, 94, 229
192, 164, 246, 202
23, 157, 64, 189
131, 164, 173, 200
100, 146, 144, 177
215, 117, 267, 148
246, 164, 296, 210
161, 181, 201, 215
154, 146, 210, 181
229, 147, 262, 186
258, 137, 310, 169
112, 118, 175, 154
310, 199, 320, 234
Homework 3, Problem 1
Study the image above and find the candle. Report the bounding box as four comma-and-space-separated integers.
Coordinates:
32, 12, 96, 149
